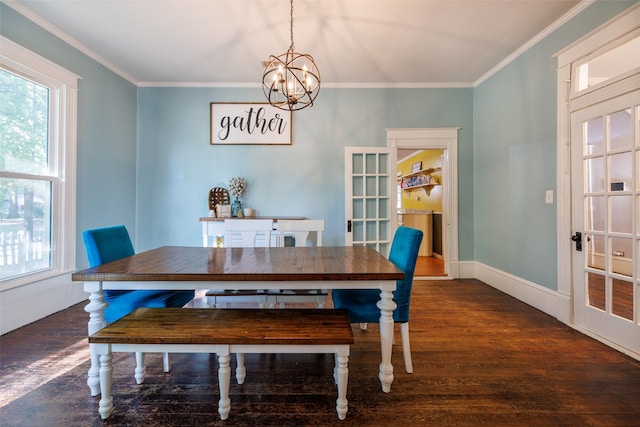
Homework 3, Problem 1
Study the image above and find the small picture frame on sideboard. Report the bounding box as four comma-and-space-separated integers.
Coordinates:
218, 205, 231, 218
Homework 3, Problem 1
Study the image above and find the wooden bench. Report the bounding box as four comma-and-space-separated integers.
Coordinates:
89, 308, 354, 421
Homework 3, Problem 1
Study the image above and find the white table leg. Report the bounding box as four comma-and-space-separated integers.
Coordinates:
217, 350, 231, 420
84, 282, 107, 396
335, 350, 349, 420
96, 344, 114, 419
377, 287, 397, 393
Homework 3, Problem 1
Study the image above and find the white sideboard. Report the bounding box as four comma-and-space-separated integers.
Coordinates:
199, 217, 306, 247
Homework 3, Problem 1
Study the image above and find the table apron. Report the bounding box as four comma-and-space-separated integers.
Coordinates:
94, 343, 350, 355
83, 280, 396, 292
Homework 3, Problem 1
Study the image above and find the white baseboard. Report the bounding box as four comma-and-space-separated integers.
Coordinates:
473, 261, 569, 323
456, 260, 476, 279
0, 273, 86, 335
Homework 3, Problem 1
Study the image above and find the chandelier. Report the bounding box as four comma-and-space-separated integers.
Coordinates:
262, 0, 320, 111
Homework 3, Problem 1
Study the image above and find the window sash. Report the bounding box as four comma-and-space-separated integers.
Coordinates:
0, 36, 78, 290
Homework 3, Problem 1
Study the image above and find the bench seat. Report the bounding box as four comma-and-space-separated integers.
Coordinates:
89, 308, 354, 421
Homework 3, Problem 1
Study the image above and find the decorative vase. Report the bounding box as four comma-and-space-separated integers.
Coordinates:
231, 199, 242, 217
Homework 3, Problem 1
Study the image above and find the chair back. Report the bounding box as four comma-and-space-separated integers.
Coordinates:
276, 219, 324, 247
388, 226, 423, 322
82, 225, 135, 267
224, 219, 273, 247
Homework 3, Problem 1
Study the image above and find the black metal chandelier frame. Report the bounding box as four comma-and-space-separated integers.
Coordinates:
262, 0, 320, 111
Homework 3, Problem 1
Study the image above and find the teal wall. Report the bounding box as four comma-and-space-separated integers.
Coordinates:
136, 87, 474, 251
1, 4, 138, 269
3, 0, 637, 284
473, 0, 637, 289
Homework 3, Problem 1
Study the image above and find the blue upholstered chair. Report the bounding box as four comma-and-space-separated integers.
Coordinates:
82, 225, 195, 380
332, 226, 423, 373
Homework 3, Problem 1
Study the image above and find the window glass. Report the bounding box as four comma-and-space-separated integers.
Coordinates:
576, 35, 640, 92
0, 70, 53, 280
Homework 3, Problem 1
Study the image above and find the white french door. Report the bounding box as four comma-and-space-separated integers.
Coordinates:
570, 89, 640, 356
344, 147, 395, 257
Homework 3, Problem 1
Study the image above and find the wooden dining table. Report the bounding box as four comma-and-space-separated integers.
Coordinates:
72, 245, 404, 394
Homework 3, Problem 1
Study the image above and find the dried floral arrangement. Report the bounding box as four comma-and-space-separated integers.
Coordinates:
228, 176, 246, 199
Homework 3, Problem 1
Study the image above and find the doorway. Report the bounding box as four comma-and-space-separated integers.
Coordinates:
397, 148, 446, 277
387, 128, 460, 280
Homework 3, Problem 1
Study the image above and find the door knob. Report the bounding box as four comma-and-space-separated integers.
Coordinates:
571, 231, 582, 252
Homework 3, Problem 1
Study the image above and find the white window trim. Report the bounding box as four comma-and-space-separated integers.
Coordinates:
554, 3, 640, 323
0, 36, 79, 291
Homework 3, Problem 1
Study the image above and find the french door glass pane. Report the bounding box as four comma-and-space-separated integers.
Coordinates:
365, 154, 377, 174
585, 196, 604, 232
352, 154, 363, 174
587, 272, 606, 311
609, 152, 631, 190
610, 195, 632, 233
352, 176, 363, 197
378, 154, 388, 174
586, 157, 605, 192
366, 176, 377, 196
611, 278, 633, 321
585, 117, 604, 155
609, 108, 632, 151
611, 237, 632, 277
586, 233, 605, 271
352, 199, 363, 219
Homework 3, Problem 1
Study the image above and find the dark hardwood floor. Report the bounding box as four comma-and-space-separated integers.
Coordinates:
1, 279, 639, 426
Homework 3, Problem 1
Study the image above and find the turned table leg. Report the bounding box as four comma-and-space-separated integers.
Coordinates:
217, 349, 231, 420
377, 286, 397, 393
335, 350, 350, 420
84, 282, 107, 396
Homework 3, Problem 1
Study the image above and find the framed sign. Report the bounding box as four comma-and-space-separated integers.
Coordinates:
210, 102, 292, 145
411, 161, 422, 173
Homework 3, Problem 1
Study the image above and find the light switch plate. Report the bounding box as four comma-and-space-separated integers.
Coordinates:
545, 190, 553, 204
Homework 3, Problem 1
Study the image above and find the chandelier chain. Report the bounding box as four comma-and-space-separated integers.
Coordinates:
289, 0, 295, 51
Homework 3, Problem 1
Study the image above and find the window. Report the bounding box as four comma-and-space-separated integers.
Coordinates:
574, 33, 640, 93
0, 36, 78, 290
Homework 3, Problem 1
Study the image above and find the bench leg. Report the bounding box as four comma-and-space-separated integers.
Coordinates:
217, 352, 231, 420
163, 352, 170, 373
135, 352, 146, 384
335, 350, 349, 420
235, 353, 246, 384
97, 346, 114, 419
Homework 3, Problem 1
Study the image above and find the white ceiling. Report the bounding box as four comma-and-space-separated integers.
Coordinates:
8, 0, 583, 87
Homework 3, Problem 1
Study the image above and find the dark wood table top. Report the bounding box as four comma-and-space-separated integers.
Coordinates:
72, 245, 404, 283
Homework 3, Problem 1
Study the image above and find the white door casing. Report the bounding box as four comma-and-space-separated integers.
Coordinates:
387, 128, 460, 279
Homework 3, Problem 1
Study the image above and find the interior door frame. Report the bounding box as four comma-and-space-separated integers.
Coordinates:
387, 128, 460, 279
